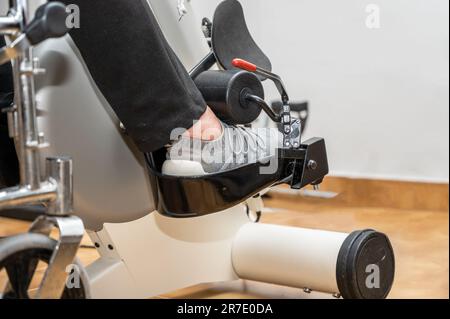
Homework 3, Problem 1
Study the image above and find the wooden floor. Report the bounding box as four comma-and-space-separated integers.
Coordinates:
0, 187, 448, 299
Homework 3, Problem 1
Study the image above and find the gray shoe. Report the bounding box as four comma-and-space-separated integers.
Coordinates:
166, 122, 283, 174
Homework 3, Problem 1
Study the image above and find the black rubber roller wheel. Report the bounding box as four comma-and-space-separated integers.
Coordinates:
336, 230, 395, 299
194, 70, 264, 125
0, 233, 90, 299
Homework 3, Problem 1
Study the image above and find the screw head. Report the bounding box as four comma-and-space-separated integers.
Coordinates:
303, 288, 312, 294
308, 160, 318, 170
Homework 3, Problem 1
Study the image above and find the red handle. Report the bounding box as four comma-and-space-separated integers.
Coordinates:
232, 58, 257, 72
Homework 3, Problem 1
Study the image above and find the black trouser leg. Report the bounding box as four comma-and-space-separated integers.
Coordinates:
60, 0, 207, 152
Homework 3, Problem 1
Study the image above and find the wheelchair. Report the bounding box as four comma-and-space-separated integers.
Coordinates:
0, 0, 395, 299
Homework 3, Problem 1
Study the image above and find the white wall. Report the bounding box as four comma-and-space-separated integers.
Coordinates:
2, 0, 448, 182
190, 0, 449, 183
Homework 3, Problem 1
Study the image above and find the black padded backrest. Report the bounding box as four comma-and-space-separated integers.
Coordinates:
212, 0, 271, 74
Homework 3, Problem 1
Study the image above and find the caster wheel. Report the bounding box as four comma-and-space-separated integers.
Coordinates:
0, 233, 90, 299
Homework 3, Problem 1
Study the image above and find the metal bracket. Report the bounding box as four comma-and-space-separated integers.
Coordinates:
1, 215, 84, 299
30, 215, 84, 299
284, 118, 302, 149
292, 138, 329, 189
277, 137, 329, 190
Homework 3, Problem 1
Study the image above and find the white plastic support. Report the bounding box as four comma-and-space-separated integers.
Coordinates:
87, 206, 249, 299
86, 206, 350, 299
232, 223, 349, 294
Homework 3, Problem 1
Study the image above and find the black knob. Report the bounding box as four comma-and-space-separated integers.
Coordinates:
25, 2, 69, 45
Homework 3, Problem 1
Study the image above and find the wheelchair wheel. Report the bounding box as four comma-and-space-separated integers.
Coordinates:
0, 233, 90, 299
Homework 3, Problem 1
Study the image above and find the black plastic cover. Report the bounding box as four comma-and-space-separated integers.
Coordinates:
337, 229, 396, 299
25, 2, 69, 45
146, 150, 286, 218
146, 137, 329, 218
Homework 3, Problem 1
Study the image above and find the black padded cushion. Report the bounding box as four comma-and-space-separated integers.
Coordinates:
212, 0, 271, 75
54, 0, 207, 152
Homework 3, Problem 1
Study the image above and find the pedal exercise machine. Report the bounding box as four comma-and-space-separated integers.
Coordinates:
0, 0, 395, 299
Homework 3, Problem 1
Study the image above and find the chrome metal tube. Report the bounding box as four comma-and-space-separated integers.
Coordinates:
19, 58, 42, 189
6, 109, 19, 138
0, 182, 57, 210
9, 0, 27, 30
46, 157, 74, 216
0, 16, 20, 35
8, 0, 42, 190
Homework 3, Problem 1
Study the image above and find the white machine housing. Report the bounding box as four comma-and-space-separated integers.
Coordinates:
30, 0, 394, 299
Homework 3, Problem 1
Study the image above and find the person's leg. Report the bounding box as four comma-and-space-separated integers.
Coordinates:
60, 0, 208, 152
62, 0, 281, 173
186, 107, 222, 141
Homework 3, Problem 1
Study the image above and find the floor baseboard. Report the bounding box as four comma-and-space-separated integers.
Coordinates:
269, 176, 449, 212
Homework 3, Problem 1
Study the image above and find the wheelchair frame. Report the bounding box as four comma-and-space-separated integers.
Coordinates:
0, 0, 85, 299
